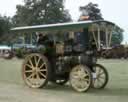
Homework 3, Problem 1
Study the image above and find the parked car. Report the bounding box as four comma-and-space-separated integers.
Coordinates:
0, 45, 13, 59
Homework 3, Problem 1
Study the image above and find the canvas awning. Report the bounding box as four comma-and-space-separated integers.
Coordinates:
11, 20, 120, 50
11, 20, 117, 33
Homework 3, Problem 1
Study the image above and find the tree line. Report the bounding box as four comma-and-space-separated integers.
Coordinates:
0, 1, 123, 45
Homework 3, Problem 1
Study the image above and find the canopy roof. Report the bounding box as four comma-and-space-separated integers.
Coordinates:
11, 20, 118, 33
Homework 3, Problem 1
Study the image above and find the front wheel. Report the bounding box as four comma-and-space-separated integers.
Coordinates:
92, 64, 109, 89
70, 65, 92, 92
22, 53, 50, 88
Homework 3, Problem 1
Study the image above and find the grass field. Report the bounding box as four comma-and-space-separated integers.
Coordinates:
0, 58, 128, 102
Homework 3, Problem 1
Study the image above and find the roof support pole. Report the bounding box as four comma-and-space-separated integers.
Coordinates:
23, 33, 25, 45
109, 30, 112, 47
105, 28, 108, 48
97, 26, 101, 50
109, 26, 115, 46
92, 31, 98, 49
30, 33, 32, 44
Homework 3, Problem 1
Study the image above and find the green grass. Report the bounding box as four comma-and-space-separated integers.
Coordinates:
0, 58, 23, 84
0, 58, 128, 102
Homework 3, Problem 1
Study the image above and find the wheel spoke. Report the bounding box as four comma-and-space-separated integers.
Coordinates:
97, 78, 104, 86
26, 64, 33, 69
99, 76, 105, 79
36, 57, 41, 67
71, 72, 79, 79
80, 81, 88, 88
28, 58, 34, 68
39, 63, 45, 69
39, 72, 46, 78
26, 73, 35, 80
83, 73, 89, 78
36, 73, 40, 79
98, 71, 104, 76
83, 78, 89, 82
97, 68, 102, 74
72, 79, 79, 85
40, 69, 47, 72
72, 72, 78, 76
71, 75, 79, 79
34, 56, 37, 65
95, 79, 100, 87
25, 70, 33, 73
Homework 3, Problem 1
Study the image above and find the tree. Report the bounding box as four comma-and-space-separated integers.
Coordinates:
0, 15, 13, 44
79, 2, 103, 21
79, 2, 123, 45
13, 0, 72, 26
111, 28, 124, 45
0, 16, 11, 36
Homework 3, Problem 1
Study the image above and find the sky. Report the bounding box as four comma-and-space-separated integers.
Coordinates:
0, 0, 127, 43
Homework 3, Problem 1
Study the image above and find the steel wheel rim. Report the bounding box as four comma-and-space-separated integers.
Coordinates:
70, 65, 91, 92
93, 66, 106, 88
23, 54, 48, 88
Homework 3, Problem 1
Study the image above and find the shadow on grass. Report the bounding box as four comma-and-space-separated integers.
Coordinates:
90, 88, 128, 96
26, 83, 128, 96
42, 83, 74, 92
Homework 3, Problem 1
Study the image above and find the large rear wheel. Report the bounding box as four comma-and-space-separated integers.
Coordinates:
70, 65, 92, 92
22, 53, 50, 88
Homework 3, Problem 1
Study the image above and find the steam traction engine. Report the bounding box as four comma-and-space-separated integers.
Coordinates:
11, 21, 118, 92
